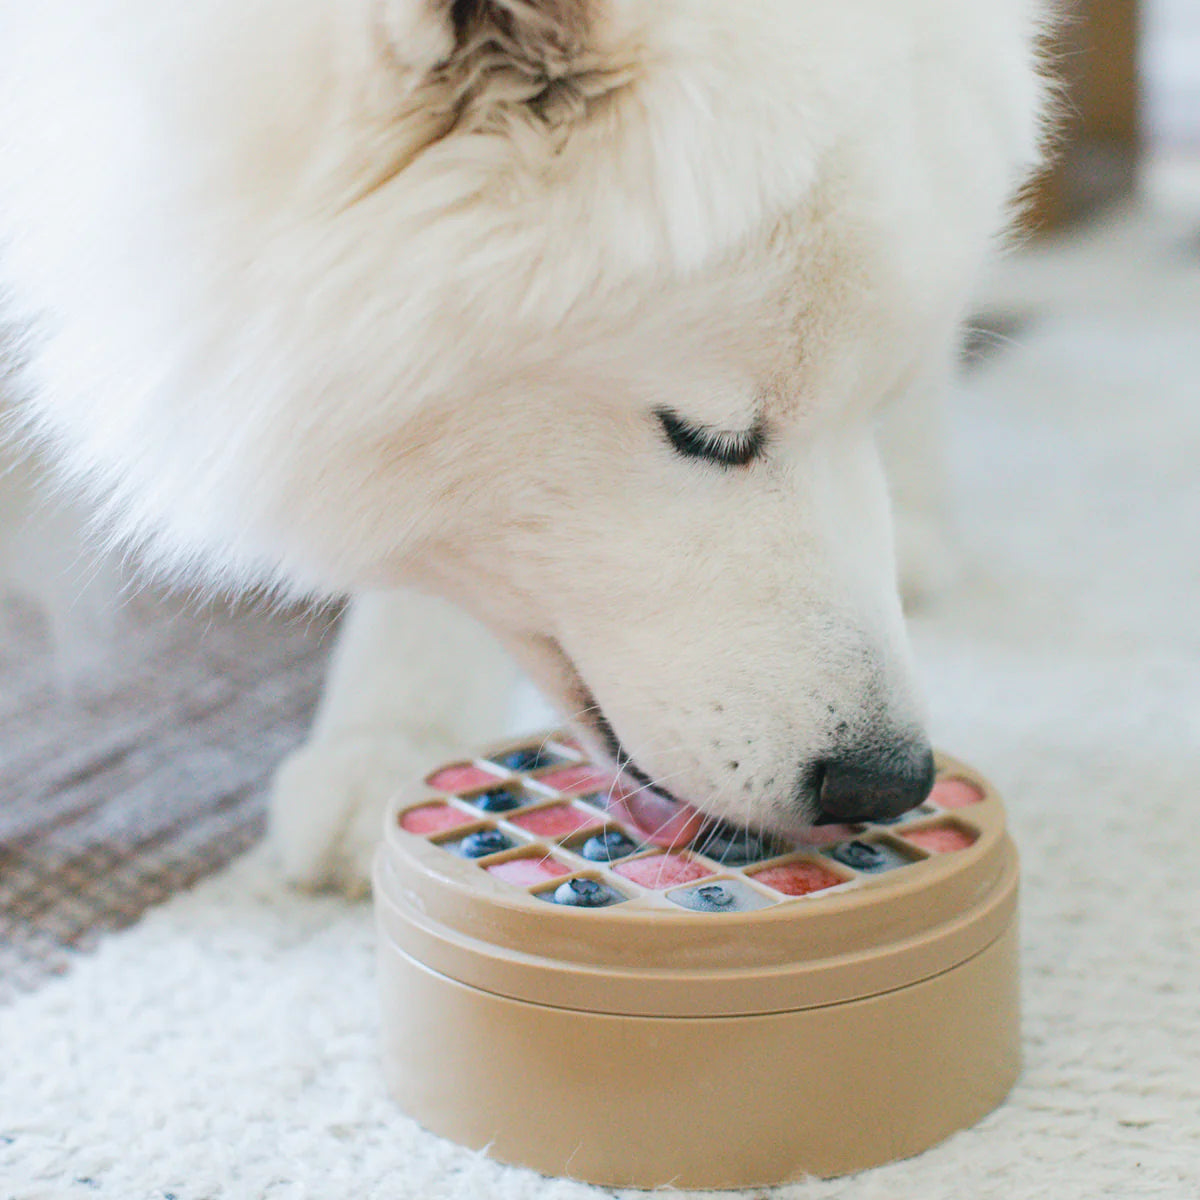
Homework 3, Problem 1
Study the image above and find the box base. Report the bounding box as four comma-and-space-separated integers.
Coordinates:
378, 918, 1020, 1188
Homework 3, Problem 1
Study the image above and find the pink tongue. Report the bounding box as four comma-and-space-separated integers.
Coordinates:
609, 784, 708, 848
790, 823, 858, 847
601, 773, 856, 851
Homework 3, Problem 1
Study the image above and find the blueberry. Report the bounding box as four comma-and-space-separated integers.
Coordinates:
553, 878, 619, 907
579, 830, 639, 862
457, 830, 513, 858
831, 840, 887, 871
667, 879, 774, 913
697, 822, 780, 865
495, 746, 557, 772
471, 787, 521, 813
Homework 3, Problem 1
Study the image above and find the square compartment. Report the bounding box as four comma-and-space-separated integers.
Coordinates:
568, 827, 642, 863
425, 762, 505, 793
488, 743, 575, 773
460, 783, 533, 815
691, 823, 787, 866
484, 854, 573, 886
823, 839, 917, 874
901, 821, 979, 854
666, 879, 775, 913
534, 877, 627, 908
398, 803, 479, 836
535, 765, 620, 797
570, 791, 615, 814
929, 778, 986, 809
613, 853, 715, 890
440, 828, 517, 860
508, 804, 603, 840
749, 858, 848, 897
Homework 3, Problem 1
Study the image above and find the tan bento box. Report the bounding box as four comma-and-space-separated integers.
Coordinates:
374, 733, 1019, 1189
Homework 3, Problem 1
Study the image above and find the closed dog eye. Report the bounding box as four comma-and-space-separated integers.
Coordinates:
653, 407, 766, 469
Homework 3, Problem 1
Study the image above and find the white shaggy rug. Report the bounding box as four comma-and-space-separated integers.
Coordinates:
2, 198, 1199, 1199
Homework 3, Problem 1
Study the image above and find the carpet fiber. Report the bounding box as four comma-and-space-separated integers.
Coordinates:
0, 591, 334, 1003
1, 199, 1198, 1198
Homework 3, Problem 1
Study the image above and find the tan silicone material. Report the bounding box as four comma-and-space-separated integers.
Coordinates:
374, 733, 1021, 1186
377, 915, 1021, 1187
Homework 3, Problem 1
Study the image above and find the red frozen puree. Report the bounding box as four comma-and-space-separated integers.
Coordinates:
509, 805, 600, 838
903, 824, 977, 853
400, 803, 476, 835
426, 763, 502, 793
930, 778, 985, 809
537, 765, 618, 796
613, 854, 712, 890
752, 860, 845, 897
485, 856, 572, 885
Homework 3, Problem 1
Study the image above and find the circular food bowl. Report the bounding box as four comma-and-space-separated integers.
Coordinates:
375, 733, 1019, 1188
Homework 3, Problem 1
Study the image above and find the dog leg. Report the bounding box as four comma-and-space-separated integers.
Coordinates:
879, 360, 959, 608
0, 443, 123, 690
269, 588, 523, 895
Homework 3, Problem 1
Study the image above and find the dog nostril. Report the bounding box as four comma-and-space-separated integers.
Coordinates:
815, 743, 935, 824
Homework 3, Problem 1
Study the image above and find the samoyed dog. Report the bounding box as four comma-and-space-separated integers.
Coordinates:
0, 0, 1046, 892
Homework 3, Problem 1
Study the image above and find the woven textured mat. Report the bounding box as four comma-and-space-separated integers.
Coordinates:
0, 588, 335, 1002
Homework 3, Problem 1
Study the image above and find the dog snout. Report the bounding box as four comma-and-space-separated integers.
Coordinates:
813, 740, 935, 824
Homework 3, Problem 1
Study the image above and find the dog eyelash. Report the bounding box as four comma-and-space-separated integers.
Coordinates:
653, 408, 765, 468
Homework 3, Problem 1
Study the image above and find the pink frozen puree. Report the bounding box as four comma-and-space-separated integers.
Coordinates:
400, 803, 476, 835
536, 765, 618, 796
485, 856, 572, 885
426, 763, 502, 793
903, 824, 977, 853
752, 860, 844, 897
510, 805, 600, 838
613, 854, 712, 890
930, 778, 985, 809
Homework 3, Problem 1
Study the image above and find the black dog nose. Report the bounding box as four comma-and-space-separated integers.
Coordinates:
815, 743, 936, 824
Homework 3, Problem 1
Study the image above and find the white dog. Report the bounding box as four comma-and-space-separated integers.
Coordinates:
0, 0, 1047, 892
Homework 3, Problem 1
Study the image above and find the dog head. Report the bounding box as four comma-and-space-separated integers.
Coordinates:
0, 0, 1046, 833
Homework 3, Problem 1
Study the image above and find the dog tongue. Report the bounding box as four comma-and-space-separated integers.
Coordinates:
609, 784, 708, 848
605, 779, 859, 851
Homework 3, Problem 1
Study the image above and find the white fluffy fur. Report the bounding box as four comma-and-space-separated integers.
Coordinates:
0, 0, 1047, 887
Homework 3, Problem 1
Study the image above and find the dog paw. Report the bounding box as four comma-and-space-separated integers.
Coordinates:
268, 732, 455, 897
894, 510, 959, 610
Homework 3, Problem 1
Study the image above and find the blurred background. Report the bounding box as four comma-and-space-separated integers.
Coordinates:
1028, 0, 1196, 225
1, 0, 1198, 997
